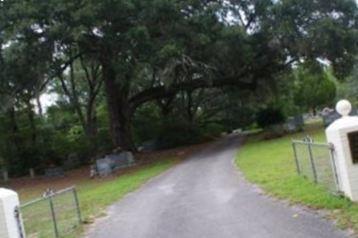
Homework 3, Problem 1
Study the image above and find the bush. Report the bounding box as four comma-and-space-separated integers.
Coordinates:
201, 123, 225, 139
256, 107, 286, 129
158, 118, 202, 148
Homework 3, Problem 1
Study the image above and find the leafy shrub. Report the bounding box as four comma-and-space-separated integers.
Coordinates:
200, 123, 226, 139
256, 107, 286, 129
158, 118, 202, 148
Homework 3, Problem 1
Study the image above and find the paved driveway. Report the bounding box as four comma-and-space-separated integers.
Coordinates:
87, 135, 348, 238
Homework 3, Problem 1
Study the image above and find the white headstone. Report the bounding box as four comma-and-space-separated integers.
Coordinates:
326, 100, 358, 201
0, 188, 24, 238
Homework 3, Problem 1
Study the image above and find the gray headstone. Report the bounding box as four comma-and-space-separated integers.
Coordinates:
96, 158, 114, 176
285, 115, 304, 132
294, 115, 304, 126
44, 167, 64, 177
96, 151, 135, 177
286, 120, 297, 132
106, 151, 135, 169
139, 140, 158, 152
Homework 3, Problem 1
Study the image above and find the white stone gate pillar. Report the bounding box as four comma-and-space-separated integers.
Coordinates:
326, 100, 358, 201
0, 188, 24, 238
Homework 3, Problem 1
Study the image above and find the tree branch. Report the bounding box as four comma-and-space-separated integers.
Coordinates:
129, 75, 256, 110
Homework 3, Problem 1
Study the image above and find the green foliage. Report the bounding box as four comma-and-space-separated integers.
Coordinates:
256, 107, 286, 128
133, 103, 162, 144
0, 0, 357, 174
200, 123, 226, 138
293, 63, 337, 112
158, 118, 202, 148
67, 125, 84, 142
337, 59, 358, 107
133, 99, 227, 149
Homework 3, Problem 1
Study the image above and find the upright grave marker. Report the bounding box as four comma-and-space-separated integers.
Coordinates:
96, 151, 135, 177
326, 100, 358, 201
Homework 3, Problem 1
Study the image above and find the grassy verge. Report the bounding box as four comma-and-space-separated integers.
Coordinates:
20, 157, 179, 238
78, 158, 176, 221
235, 124, 358, 232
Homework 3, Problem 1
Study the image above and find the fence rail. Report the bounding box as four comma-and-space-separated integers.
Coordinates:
18, 186, 82, 238
292, 137, 340, 194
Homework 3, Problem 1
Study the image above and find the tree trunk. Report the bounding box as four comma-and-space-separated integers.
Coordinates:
118, 103, 136, 151
85, 96, 98, 151
8, 107, 18, 135
186, 90, 195, 124
103, 63, 121, 147
102, 62, 136, 151
6, 107, 19, 170
26, 100, 37, 144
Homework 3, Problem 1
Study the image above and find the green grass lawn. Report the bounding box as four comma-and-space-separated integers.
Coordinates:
236, 123, 358, 232
78, 159, 176, 220
21, 158, 178, 238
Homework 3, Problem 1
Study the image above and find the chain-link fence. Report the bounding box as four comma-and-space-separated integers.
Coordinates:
18, 186, 82, 238
292, 137, 340, 193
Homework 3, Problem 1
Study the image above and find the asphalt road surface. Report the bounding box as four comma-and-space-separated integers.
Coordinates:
87, 135, 348, 238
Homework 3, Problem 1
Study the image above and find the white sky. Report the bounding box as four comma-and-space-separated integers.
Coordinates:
39, 93, 58, 112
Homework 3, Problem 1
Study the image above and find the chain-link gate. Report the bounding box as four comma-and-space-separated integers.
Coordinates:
16, 186, 82, 238
292, 136, 340, 194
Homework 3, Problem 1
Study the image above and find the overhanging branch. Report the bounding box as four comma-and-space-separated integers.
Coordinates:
129, 75, 256, 109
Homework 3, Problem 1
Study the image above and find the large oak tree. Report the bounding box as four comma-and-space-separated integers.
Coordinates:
1, 0, 357, 150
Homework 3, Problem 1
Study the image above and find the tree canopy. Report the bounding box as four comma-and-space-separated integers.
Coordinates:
0, 0, 357, 175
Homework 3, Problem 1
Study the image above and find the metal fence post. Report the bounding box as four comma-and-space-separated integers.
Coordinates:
14, 206, 25, 238
307, 143, 318, 183
73, 188, 82, 224
49, 196, 59, 238
292, 142, 301, 174
328, 145, 340, 192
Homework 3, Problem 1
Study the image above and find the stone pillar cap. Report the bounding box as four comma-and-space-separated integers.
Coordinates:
336, 99, 352, 117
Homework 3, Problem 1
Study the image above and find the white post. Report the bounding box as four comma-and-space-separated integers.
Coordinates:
326, 100, 358, 201
2, 170, 9, 182
29, 168, 35, 179
0, 188, 24, 238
